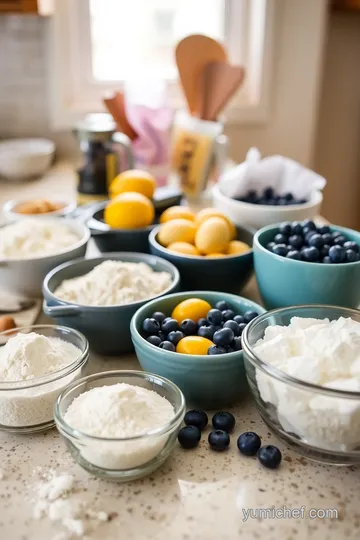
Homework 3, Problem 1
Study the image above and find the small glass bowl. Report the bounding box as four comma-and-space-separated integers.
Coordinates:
242, 305, 360, 465
54, 371, 186, 481
0, 325, 89, 433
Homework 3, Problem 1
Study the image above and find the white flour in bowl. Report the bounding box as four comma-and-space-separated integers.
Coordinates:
0, 332, 82, 428
53, 260, 173, 306
64, 383, 175, 469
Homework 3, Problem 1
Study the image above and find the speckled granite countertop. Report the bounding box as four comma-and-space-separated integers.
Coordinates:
1, 164, 360, 540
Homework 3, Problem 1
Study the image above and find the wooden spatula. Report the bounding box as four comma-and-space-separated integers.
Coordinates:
175, 35, 227, 116
103, 91, 137, 140
200, 62, 245, 121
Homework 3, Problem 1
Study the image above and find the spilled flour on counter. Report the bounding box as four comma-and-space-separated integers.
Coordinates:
32, 468, 111, 539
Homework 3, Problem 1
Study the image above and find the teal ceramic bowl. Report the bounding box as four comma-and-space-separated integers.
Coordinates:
148, 225, 254, 293
254, 224, 360, 310
130, 291, 265, 409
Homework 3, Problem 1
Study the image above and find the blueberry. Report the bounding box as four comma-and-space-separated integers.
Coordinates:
215, 300, 230, 311
142, 318, 160, 335
277, 198, 288, 206
329, 245, 346, 263
161, 318, 179, 333
208, 345, 227, 355
263, 187, 274, 199
291, 221, 303, 235
238, 323, 247, 335
279, 222, 292, 235
213, 328, 234, 347
223, 320, 239, 335
207, 309, 223, 326
284, 193, 294, 202
321, 233, 333, 246
286, 250, 301, 260
232, 337, 242, 351
222, 309, 235, 321
178, 426, 201, 449
212, 411, 236, 432
272, 244, 288, 257
346, 249, 358, 263
308, 233, 324, 249
234, 315, 245, 325
197, 317, 209, 329
332, 231, 342, 239
168, 330, 185, 345
244, 311, 258, 323
146, 335, 162, 347
274, 233, 288, 244
302, 246, 320, 262
208, 430, 230, 451
322, 256, 331, 264
179, 319, 197, 335
317, 225, 330, 234
320, 244, 330, 257
184, 410, 208, 431
237, 432, 261, 456
344, 241, 359, 253
257, 445, 282, 469
304, 230, 317, 243
157, 331, 167, 342
333, 235, 346, 246
159, 341, 176, 352
151, 311, 166, 323
198, 325, 216, 340
288, 234, 303, 249
266, 242, 276, 251
302, 219, 316, 230
224, 345, 234, 353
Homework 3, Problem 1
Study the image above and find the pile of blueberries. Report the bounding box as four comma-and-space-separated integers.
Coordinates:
141, 300, 259, 355
178, 409, 282, 469
236, 187, 307, 206
267, 220, 360, 264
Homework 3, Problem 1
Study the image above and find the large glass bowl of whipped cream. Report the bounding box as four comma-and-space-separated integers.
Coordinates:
242, 305, 360, 465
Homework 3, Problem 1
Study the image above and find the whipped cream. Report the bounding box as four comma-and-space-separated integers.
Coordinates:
254, 317, 360, 451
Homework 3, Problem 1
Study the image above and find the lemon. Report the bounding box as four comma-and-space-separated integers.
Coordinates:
158, 219, 196, 247
160, 206, 196, 223
168, 242, 200, 256
109, 169, 156, 200
227, 240, 251, 255
195, 217, 231, 255
104, 192, 154, 229
195, 208, 236, 240
172, 298, 212, 323
176, 336, 214, 355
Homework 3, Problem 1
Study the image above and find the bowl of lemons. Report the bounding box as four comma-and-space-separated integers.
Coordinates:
148, 207, 255, 293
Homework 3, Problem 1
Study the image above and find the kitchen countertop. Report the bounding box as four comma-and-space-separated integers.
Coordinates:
0, 164, 359, 540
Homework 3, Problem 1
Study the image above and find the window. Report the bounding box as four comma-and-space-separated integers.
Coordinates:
50, 0, 275, 129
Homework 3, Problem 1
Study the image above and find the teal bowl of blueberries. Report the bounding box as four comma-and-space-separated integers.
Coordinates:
130, 291, 265, 409
254, 220, 360, 309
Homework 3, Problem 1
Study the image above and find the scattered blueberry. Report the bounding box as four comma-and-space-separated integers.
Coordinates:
274, 233, 288, 244
151, 311, 166, 323
208, 430, 230, 451
329, 245, 346, 263
179, 319, 197, 335
215, 300, 230, 311
232, 337, 242, 351
257, 445, 282, 469
237, 432, 261, 456
197, 317, 209, 328
146, 335, 162, 347
308, 234, 324, 249
286, 250, 301, 260
222, 309, 235, 321
167, 330, 185, 345
244, 311, 259, 323
184, 410, 208, 431
223, 320, 239, 335
159, 341, 176, 352
272, 244, 288, 257
237, 189, 308, 206
207, 309, 223, 326
161, 318, 179, 333
208, 345, 227, 355
198, 325, 216, 340
234, 315, 245, 325
213, 328, 234, 347
288, 235, 303, 249
142, 318, 160, 335
178, 426, 201, 449
212, 411, 236, 433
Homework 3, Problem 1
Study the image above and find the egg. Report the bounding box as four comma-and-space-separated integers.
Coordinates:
0, 316, 17, 332
158, 219, 197, 247
168, 242, 200, 256
160, 206, 196, 223
172, 298, 212, 323
227, 240, 251, 255
195, 208, 237, 240
176, 336, 214, 355
195, 217, 231, 255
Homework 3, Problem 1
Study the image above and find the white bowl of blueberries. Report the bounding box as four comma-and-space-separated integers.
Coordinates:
212, 184, 323, 230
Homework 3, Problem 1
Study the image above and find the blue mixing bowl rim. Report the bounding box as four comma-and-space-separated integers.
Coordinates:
43, 252, 181, 310
254, 223, 360, 267
242, 304, 360, 399
149, 225, 254, 261
131, 290, 265, 361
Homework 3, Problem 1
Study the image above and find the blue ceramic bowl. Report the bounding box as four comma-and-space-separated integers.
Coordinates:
42, 253, 180, 355
148, 224, 254, 293
130, 291, 265, 409
254, 224, 360, 309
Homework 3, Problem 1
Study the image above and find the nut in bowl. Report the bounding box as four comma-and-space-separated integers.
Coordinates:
54, 371, 185, 481
2, 198, 76, 221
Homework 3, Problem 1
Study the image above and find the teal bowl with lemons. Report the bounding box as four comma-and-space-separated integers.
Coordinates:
254, 224, 360, 310
130, 291, 265, 409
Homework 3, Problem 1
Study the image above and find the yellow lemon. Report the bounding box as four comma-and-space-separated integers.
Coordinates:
176, 336, 214, 355
172, 298, 212, 323
109, 169, 156, 200
206, 253, 226, 258
195, 217, 231, 255
104, 192, 154, 229
160, 206, 196, 223
168, 242, 200, 256
158, 219, 196, 247
195, 208, 237, 240
227, 240, 251, 255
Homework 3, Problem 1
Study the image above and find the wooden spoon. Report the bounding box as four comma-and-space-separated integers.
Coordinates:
200, 62, 245, 121
175, 35, 227, 116
103, 91, 137, 140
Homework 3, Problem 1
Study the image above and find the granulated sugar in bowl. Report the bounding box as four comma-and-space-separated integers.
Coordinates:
54, 371, 186, 481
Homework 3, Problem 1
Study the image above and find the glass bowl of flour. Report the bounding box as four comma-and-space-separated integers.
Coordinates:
0, 325, 89, 433
242, 305, 360, 465
54, 371, 186, 481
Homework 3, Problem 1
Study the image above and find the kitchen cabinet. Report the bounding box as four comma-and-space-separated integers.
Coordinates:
0, 0, 53, 14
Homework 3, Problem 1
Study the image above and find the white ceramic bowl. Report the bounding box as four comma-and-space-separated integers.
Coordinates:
0, 138, 55, 180
2, 198, 77, 222
212, 183, 323, 229
0, 219, 90, 297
